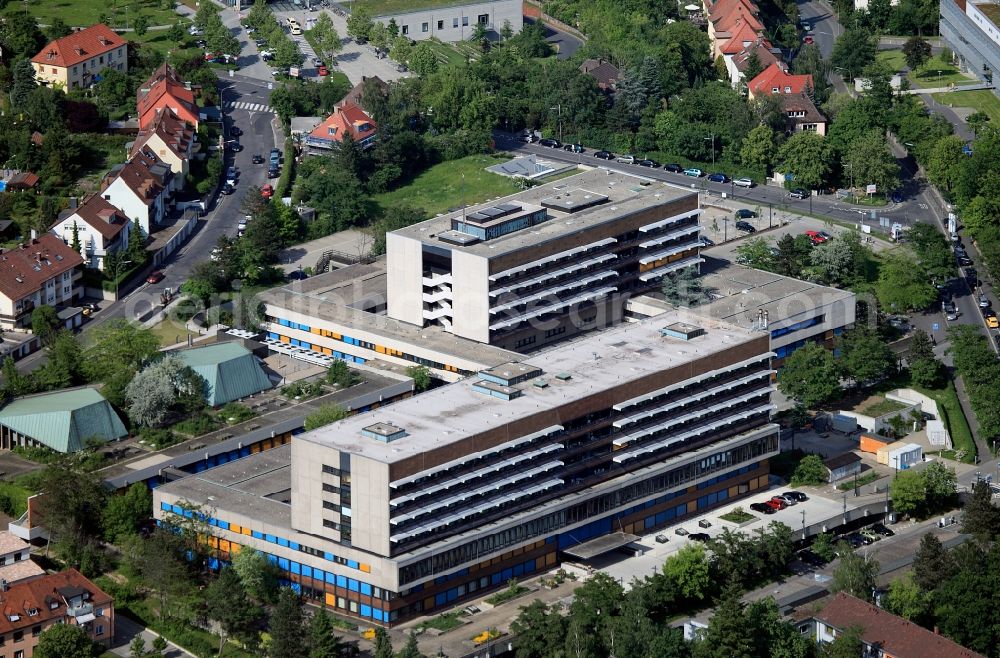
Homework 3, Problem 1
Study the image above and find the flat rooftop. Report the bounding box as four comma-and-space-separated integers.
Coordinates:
391, 168, 697, 258
298, 311, 765, 464
257, 259, 519, 369
160, 445, 294, 530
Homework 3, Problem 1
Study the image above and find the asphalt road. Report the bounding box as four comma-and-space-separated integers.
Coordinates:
531, 17, 583, 60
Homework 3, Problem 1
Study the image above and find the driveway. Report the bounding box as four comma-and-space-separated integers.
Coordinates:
108, 614, 196, 658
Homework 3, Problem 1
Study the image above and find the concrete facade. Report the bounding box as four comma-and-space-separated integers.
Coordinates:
371, 0, 523, 42
941, 0, 1000, 84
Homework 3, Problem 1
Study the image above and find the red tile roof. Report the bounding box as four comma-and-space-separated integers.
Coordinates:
782, 92, 827, 125
308, 101, 377, 144
580, 59, 622, 88
748, 62, 813, 96
732, 40, 780, 73
710, 0, 764, 33
721, 19, 766, 54
136, 64, 198, 129
0, 569, 113, 635
102, 156, 165, 205
130, 107, 194, 161
59, 195, 129, 241
31, 24, 126, 69
0, 235, 83, 302
813, 593, 987, 658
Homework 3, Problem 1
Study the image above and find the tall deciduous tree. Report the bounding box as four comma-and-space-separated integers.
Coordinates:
102, 482, 152, 544
842, 130, 900, 197
662, 544, 711, 602
902, 35, 931, 71
777, 343, 841, 407
962, 479, 1000, 540
511, 600, 567, 658
776, 131, 834, 189
30, 304, 60, 345
739, 124, 776, 177
34, 623, 99, 658
837, 324, 896, 388
345, 6, 374, 42
831, 26, 877, 80
310, 13, 343, 61
830, 543, 879, 600
875, 254, 937, 312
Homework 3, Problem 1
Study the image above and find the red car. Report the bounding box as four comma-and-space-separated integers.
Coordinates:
317, 65, 329, 76
803, 35, 814, 44
261, 184, 274, 199
767, 496, 788, 510
804, 230, 827, 245
146, 270, 165, 284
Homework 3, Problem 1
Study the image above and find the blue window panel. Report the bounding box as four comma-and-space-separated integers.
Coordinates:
361, 605, 372, 618
373, 609, 384, 622
501, 568, 513, 581
160, 502, 171, 511
324, 552, 335, 561
361, 583, 372, 596
357, 357, 366, 364
268, 332, 279, 340
289, 541, 299, 550
208, 518, 217, 527
336, 575, 347, 588
435, 576, 447, 585
278, 558, 289, 570
207, 557, 220, 570
301, 342, 311, 350
314, 569, 325, 582
348, 560, 359, 569
325, 572, 335, 584
523, 559, 535, 573
656, 511, 668, 524
291, 562, 301, 575
252, 531, 263, 539
513, 563, 523, 578
435, 593, 447, 606
302, 565, 312, 579
290, 582, 301, 594
348, 579, 359, 592
267, 554, 278, 565
446, 588, 459, 602
718, 489, 728, 502
491, 573, 502, 585
675, 504, 686, 517
279, 318, 290, 327
218, 520, 229, 530
277, 537, 289, 547
412, 583, 423, 593
265, 534, 276, 543
645, 516, 655, 529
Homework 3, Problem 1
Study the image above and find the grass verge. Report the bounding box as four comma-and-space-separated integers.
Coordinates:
414, 611, 466, 633
720, 507, 754, 523
930, 89, 1000, 124
876, 51, 978, 88
2, 0, 180, 29
836, 471, 882, 491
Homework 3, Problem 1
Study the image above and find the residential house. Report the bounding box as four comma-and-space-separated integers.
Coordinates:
782, 93, 827, 135
4, 173, 40, 194
799, 592, 986, 658
727, 39, 781, 89
31, 24, 127, 89
747, 62, 813, 99
99, 153, 168, 236
579, 58, 622, 91
706, 0, 764, 58
51, 195, 131, 271
340, 75, 389, 109
305, 101, 378, 151
822, 452, 862, 482
129, 108, 194, 193
0, 531, 44, 584
0, 568, 115, 655
136, 63, 200, 130
0, 235, 84, 330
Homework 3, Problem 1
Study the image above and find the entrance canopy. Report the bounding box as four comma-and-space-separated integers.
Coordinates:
562, 532, 640, 560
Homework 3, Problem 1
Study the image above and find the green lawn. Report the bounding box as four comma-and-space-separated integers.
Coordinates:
931, 89, 1000, 124
876, 51, 978, 88
369, 155, 527, 217
915, 381, 977, 463
345, 0, 467, 17
422, 38, 473, 67
2, 0, 182, 29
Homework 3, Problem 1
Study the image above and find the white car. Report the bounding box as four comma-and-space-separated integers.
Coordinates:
734, 177, 754, 188
616, 154, 636, 164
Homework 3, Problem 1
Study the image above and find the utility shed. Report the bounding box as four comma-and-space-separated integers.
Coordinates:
176, 342, 273, 407
0, 387, 127, 452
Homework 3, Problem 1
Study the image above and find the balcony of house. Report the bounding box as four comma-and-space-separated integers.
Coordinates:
67, 601, 94, 619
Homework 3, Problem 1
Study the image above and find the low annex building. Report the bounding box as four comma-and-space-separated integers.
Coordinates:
0, 387, 127, 453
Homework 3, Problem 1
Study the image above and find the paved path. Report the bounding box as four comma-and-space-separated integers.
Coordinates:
901, 82, 994, 94
108, 615, 196, 658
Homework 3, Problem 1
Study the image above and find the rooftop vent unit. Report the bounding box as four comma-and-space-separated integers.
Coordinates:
660, 322, 706, 341
477, 361, 543, 387
361, 422, 408, 443
471, 380, 523, 401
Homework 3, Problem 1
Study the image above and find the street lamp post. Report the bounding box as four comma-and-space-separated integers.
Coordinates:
113, 258, 134, 302
550, 104, 563, 144
704, 134, 715, 169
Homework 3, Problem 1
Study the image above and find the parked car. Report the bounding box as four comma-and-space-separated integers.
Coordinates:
803, 35, 814, 44
805, 230, 827, 245
988, 316, 999, 329
146, 270, 165, 284
891, 190, 903, 203
683, 168, 704, 177
539, 138, 562, 148
637, 159, 661, 168
616, 154, 636, 164
979, 293, 991, 308
227, 140, 243, 152
221, 183, 235, 195
871, 523, 895, 537
267, 167, 280, 179
783, 491, 810, 503
252, 154, 264, 164
689, 532, 711, 542
655, 534, 669, 544
846, 532, 872, 547
775, 494, 798, 506
735, 220, 756, 233
593, 150, 614, 160
965, 267, 979, 285
945, 305, 959, 321
261, 184, 275, 198
818, 230, 833, 241
860, 529, 882, 543
318, 65, 329, 76
735, 209, 757, 219
563, 143, 584, 153
520, 133, 536, 143
798, 549, 826, 567
707, 172, 729, 183
749, 502, 777, 514
230, 126, 243, 137
664, 163, 683, 173
767, 496, 788, 510
789, 188, 809, 199
733, 177, 754, 188
698, 236, 715, 247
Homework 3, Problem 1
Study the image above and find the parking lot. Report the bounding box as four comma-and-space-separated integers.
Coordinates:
592, 490, 852, 588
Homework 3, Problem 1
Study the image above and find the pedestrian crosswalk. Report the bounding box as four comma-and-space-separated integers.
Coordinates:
226, 101, 275, 114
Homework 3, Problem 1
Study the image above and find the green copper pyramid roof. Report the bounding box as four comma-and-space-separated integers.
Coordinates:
176, 343, 272, 406
0, 387, 127, 453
